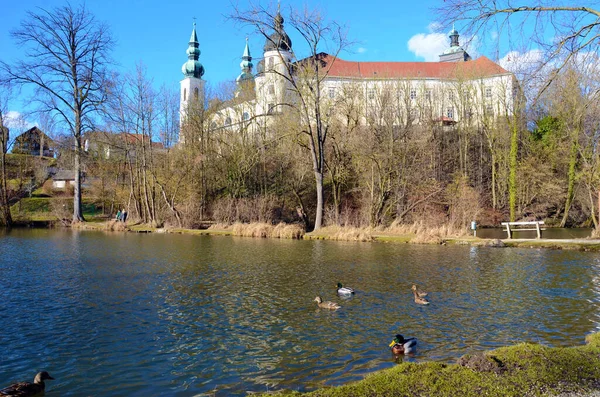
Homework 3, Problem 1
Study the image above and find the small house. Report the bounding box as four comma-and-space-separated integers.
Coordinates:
52, 170, 80, 189
12, 126, 55, 157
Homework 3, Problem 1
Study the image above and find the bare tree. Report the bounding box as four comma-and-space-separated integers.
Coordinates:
232, 4, 349, 231
435, 1, 600, 95
1, 4, 114, 223
0, 84, 13, 227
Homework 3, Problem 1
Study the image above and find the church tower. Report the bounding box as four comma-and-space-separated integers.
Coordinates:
255, 6, 293, 115
439, 25, 471, 62
235, 38, 255, 97
180, 22, 205, 138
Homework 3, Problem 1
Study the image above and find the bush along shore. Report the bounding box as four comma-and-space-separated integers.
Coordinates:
257, 333, 600, 397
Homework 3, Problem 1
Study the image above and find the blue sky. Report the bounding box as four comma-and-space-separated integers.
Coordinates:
0, 0, 506, 129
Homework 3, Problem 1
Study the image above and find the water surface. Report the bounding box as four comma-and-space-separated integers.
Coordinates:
1, 228, 599, 396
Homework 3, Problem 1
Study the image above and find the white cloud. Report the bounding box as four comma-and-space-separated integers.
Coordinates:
407, 32, 447, 62
499, 49, 544, 74
408, 23, 479, 62
4, 111, 36, 130
357, 47, 367, 54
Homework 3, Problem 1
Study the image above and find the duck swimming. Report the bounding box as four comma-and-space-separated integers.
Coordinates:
389, 334, 418, 355
412, 285, 430, 305
336, 282, 355, 296
314, 296, 341, 310
0, 371, 54, 397
411, 284, 428, 297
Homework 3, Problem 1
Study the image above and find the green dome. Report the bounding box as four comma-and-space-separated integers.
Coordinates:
182, 60, 205, 78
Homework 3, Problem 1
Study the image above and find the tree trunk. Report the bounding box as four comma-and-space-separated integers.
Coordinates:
508, 118, 518, 222
0, 128, 12, 227
72, 119, 85, 223
560, 134, 579, 227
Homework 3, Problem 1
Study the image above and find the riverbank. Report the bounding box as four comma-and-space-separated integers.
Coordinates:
256, 333, 600, 396
62, 220, 600, 252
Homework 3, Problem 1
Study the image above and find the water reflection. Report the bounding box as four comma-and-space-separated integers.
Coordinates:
1, 229, 600, 396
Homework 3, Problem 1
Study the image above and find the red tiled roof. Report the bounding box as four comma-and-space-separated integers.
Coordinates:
308, 53, 510, 80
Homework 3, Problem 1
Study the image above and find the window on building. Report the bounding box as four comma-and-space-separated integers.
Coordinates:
410, 108, 419, 120
485, 87, 492, 98
329, 87, 335, 99
448, 91, 454, 101
447, 107, 454, 119
183, 88, 187, 101
367, 89, 375, 100
225, 117, 232, 126
486, 104, 493, 114
268, 57, 274, 70
425, 90, 431, 100
268, 84, 275, 95
268, 104, 275, 114
410, 89, 417, 100
465, 108, 473, 119
242, 112, 250, 121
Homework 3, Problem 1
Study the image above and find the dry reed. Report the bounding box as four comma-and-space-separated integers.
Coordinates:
226, 222, 304, 239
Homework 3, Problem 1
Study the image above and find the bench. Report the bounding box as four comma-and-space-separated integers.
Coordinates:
501, 221, 545, 239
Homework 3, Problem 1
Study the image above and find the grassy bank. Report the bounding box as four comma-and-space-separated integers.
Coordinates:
258, 333, 600, 397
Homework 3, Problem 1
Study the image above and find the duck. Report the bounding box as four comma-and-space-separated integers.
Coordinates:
0, 371, 54, 397
412, 285, 430, 305
314, 296, 341, 310
389, 334, 418, 355
336, 282, 355, 296
411, 284, 428, 297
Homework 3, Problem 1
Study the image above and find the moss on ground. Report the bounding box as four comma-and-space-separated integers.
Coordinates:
257, 333, 600, 396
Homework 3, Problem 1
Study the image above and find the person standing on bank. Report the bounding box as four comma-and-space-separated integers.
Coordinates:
122, 209, 128, 223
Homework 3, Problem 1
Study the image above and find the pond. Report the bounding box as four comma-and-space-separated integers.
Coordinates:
1, 228, 600, 396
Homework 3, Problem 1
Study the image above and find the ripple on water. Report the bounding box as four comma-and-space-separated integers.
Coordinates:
1, 232, 600, 395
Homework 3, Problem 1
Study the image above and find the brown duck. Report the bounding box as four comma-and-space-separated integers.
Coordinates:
314, 296, 341, 310
0, 372, 54, 397
411, 285, 430, 305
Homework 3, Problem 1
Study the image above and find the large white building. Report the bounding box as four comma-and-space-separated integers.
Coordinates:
179, 12, 517, 138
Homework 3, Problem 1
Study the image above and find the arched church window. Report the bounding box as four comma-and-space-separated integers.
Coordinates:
183, 88, 187, 101
268, 57, 274, 70
225, 117, 232, 126
194, 87, 199, 100
242, 112, 250, 121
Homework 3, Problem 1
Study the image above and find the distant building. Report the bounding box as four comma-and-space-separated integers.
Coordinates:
178, 13, 517, 139
84, 132, 165, 160
12, 126, 55, 157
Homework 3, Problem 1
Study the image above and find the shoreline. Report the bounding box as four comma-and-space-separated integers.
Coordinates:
7, 219, 600, 251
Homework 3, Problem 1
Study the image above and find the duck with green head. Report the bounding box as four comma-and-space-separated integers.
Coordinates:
389, 334, 417, 355
336, 282, 354, 296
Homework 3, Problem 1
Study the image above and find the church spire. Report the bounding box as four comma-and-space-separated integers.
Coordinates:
182, 21, 205, 79
237, 37, 254, 84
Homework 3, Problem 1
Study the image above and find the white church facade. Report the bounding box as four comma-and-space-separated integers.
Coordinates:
178, 12, 517, 139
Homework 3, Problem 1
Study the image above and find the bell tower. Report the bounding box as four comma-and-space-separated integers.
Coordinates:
180, 21, 206, 139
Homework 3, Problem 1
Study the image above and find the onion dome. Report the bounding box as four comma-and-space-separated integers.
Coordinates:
182, 22, 205, 78
236, 38, 254, 83
264, 11, 292, 52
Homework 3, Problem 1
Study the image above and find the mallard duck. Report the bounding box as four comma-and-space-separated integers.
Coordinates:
412, 285, 430, 305
0, 371, 54, 397
314, 296, 341, 310
411, 284, 428, 297
337, 282, 355, 296
389, 334, 417, 355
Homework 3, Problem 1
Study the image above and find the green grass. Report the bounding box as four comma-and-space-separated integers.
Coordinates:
259, 333, 600, 396
10, 196, 103, 222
